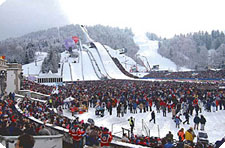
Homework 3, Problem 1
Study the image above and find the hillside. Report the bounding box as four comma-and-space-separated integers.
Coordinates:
0, 24, 139, 69
155, 30, 225, 70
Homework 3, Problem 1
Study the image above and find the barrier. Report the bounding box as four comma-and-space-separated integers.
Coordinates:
142, 77, 224, 81
0, 135, 63, 148
18, 90, 50, 99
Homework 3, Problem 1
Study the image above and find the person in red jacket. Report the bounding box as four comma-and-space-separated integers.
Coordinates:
69, 125, 85, 148
99, 128, 113, 147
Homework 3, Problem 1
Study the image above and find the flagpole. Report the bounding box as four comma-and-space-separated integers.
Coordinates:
79, 40, 84, 81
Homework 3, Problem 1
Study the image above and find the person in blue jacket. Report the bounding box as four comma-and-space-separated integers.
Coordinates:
164, 140, 174, 148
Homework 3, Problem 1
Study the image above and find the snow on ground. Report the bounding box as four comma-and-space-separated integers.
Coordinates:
134, 34, 190, 72
63, 106, 225, 144
22, 52, 47, 76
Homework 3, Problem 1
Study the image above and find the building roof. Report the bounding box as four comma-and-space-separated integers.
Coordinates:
38, 71, 62, 79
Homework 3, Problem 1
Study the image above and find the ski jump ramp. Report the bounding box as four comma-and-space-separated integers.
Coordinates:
61, 42, 131, 81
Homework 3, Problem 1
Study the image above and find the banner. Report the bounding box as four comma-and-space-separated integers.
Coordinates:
64, 39, 75, 50
72, 36, 79, 44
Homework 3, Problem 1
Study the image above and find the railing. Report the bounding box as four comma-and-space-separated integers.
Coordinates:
92, 42, 112, 79
142, 119, 150, 137
61, 63, 64, 77
84, 47, 105, 79
68, 63, 73, 81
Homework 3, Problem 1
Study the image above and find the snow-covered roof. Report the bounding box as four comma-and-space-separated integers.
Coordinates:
38, 71, 62, 79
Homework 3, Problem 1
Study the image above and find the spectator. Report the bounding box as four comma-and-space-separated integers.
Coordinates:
38, 125, 51, 135
193, 115, 200, 130
177, 128, 185, 142
128, 117, 135, 134
183, 111, 190, 125
15, 134, 35, 148
200, 115, 206, 131
164, 140, 174, 148
215, 137, 225, 148
149, 111, 155, 124
185, 127, 196, 146
99, 128, 112, 148
69, 125, 85, 148
175, 116, 182, 128
165, 131, 173, 142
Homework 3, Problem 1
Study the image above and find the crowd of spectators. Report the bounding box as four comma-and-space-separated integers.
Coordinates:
0, 93, 53, 137
144, 69, 225, 80
21, 78, 225, 147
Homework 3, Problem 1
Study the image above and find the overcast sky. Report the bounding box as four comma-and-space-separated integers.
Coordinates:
1, 0, 225, 39
59, 0, 225, 38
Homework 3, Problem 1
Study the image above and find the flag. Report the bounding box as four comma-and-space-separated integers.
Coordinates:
64, 39, 75, 50
72, 36, 79, 44
0, 56, 5, 59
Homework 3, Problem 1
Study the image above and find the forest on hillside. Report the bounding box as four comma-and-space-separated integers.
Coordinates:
0, 24, 139, 73
147, 30, 225, 70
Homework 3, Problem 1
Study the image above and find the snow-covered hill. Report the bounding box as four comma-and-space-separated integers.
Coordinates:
134, 34, 190, 71
22, 42, 133, 81
22, 34, 192, 81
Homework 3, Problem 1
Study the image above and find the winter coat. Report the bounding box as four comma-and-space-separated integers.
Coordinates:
164, 142, 174, 148
185, 112, 189, 120
175, 117, 182, 124
200, 116, 206, 124
69, 126, 85, 141
100, 131, 113, 147
178, 130, 185, 141
117, 105, 121, 113
166, 133, 173, 141
151, 111, 155, 119
193, 116, 200, 124
139, 103, 143, 110
172, 108, 176, 116
133, 103, 137, 109
128, 118, 135, 127
185, 130, 195, 142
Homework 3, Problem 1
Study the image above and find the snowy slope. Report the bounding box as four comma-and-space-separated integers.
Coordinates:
134, 34, 190, 71
56, 43, 133, 81
23, 52, 47, 76
82, 51, 100, 80
63, 106, 225, 144
93, 42, 131, 79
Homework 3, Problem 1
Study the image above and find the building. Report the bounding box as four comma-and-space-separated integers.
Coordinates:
0, 58, 8, 95
6, 63, 23, 94
37, 72, 63, 84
